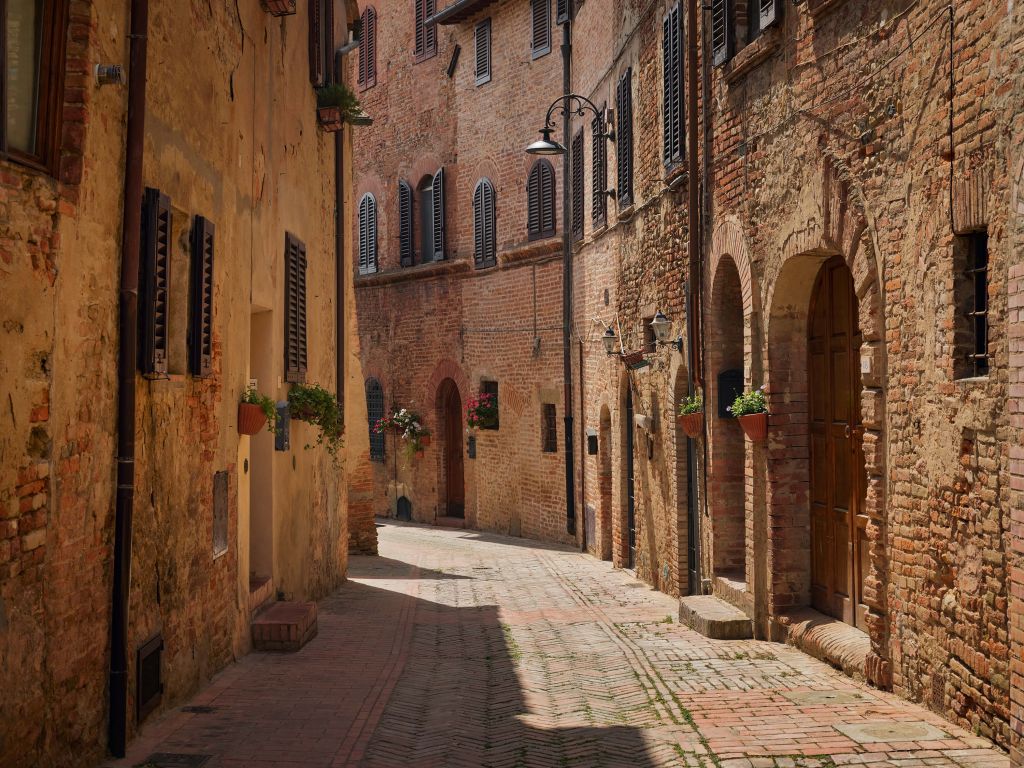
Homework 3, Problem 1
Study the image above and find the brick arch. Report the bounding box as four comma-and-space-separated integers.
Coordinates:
709, 217, 759, 318
422, 358, 471, 420
762, 158, 890, 687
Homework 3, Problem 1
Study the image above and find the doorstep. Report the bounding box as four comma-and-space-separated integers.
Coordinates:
434, 515, 466, 529
251, 601, 318, 652
679, 594, 753, 640
774, 607, 870, 680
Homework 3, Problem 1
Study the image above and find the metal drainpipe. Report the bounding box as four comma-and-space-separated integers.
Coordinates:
560, 19, 577, 538
335, 50, 345, 411
109, 0, 148, 756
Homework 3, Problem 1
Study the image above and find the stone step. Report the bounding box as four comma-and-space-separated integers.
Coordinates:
678, 595, 753, 640
434, 515, 466, 529
252, 601, 318, 652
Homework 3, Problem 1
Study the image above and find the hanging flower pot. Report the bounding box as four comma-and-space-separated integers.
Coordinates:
737, 413, 768, 442
621, 350, 650, 371
238, 403, 268, 436
317, 106, 345, 133
260, 0, 296, 16
677, 412, 703, 439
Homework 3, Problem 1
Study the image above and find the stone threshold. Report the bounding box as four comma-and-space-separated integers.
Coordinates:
712, 572, 755, 620
774, 607, 870, 681
679, 594, 753, 640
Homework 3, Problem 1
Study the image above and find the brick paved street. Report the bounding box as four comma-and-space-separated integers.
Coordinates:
106, 522, 1009, 768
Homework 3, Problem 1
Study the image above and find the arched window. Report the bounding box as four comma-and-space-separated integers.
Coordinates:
358, 193, 377, 275
473, 179, 496, 268
527, 159, 556, 240
366, 379, 385, 462
416, 169, 445, 262
358, 6, 377, 89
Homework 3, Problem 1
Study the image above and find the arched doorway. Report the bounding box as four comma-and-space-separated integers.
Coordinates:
808, 256, 868, 629
598, 405, 613, 561
438, 379, 464, 518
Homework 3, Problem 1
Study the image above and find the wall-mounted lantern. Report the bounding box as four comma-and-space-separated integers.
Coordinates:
650, 311, 684, 352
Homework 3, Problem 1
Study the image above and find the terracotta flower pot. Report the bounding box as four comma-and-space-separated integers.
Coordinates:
317, 106, 345, 132
260, 0, 296, 16
238, 403, 268, 436
419, 435, 431, 447
415, 450, 425, 459
737, 412, 768, 442
677, 412, 703, 439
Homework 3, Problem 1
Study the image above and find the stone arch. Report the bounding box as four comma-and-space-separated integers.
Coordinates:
763, 158, 889, 686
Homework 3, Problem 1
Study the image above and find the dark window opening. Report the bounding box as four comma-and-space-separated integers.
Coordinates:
284, 233, 308, 384
541, 403, 557, 453
643, 316, 657, 353
954, 231, 989, 379
136, 633, 164, 724
481, 380, 499, 430
308, 0, 334, 86
366, 379, 385, 461
213, 470, 228, 557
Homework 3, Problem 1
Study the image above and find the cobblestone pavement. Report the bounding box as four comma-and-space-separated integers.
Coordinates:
107, 521, 1009, 768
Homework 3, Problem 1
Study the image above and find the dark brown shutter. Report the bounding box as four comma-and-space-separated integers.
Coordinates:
528, 160, 556, 240
711, 0, 731, 67
531, 0, 550, 56
358, 194, 377, 274
592, 103, 607, 226
425, 0, 436, 55
188, 215, 215, 378
309, 0, 325, 85
416, 0, 436, 59
431, 168, 445, 261
475, 19, 491, 85
474, 179, 496, 268
399, 181, 414, 267
571, 129, 584, 241
663, 5, 684, 166
556, 0, 570, 24
616, 68, 634, 206
139, 187, 171, 377
284, 233, 308, 384
759, 0, 780, 30
359, 7, 377, 88
415, 0, 426, 56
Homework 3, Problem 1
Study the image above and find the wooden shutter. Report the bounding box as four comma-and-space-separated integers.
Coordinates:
556, 0, 570, 24
592, 104, 607, 225
139, 187, 171, 377
431, 168, 445, 261
359, 7, 377, 88
528, 160, 555, 240
474, 180, 496, 268
415, 0, 426, 56
663, 5, 684, 166
425, 0, 436, 55
711, 0, 731, 67
759, 0, 780, 30
616, 68, 634, 206
188, 215, 215, 378
531, 0, 550, 56
416, 0, 436, 59
475, 19, 491, 85
309, 0, 325, 86
399, 181, 414, 267
358, 194, 370, 274
571, 129, 584, 241
284, 233, 308, 384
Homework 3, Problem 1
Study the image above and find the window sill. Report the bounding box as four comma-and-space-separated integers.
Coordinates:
500, 238, 561, 266
664, 165, 688, 191
723, 27, 781, 84
355, 258, 469, 287
616, 204, 636, 223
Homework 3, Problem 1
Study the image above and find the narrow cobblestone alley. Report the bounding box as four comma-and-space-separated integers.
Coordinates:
106, 522, 1009, 768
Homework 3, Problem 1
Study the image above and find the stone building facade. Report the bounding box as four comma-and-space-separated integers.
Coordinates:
0, 1, 369, 765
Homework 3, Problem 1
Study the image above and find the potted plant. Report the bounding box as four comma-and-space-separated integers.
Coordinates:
466, 392, 498, 430
239, 386, 276, 436
287, 383, 344, 462
677, 394, 703, 438
260, 0, 296, 16
729, 386, 768, 442
315, 83, 368, 132
374, 409, 431, 457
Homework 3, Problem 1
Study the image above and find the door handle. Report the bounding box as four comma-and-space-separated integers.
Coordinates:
845, 425, 864, 439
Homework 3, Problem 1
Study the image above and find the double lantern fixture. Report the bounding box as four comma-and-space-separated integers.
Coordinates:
602, 311, 684, 367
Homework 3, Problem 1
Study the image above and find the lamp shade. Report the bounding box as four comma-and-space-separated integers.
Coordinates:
526, 127, 567, 155
602, 326, 618, 355
650, 311, 672, 344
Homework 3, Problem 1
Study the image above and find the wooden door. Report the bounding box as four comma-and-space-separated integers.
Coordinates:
443, 383, 465, 518
808, 257, 868, 630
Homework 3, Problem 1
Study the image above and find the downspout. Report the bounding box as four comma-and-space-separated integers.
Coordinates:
560, 18, 577, 538
335, 50, 345, 410
578, 339, 586, 551
109, 0, 148, 756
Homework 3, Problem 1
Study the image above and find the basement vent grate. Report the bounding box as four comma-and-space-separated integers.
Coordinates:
181, 705, 218, 714
138, 754, 212, 768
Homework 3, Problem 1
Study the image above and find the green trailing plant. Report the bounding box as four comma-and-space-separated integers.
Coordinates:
288, 383, 344, 462
315, 83, 362, 117
678, 393, 702, 415
242, 386, 277, 434
728, 386, 768, 417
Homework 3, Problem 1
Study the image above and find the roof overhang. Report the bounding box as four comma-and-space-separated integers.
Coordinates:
426, 0, 501, 25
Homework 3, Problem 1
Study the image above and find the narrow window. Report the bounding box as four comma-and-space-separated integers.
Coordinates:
481, 380, 499, 430
284, 233, 308, 384
398, 180, 414, 267
541, 403, 557, 453
475, 18, 491, 85
139, 188, 171, 378
414, 0, 437, 61
366, 379, 385, 461
531, 0, 551, 58
2, 0, 69, 173
431, 167, 446, 261
592, 102, 608, 226
954, 231, 989, 379
662, 5, 684, 168
189, 215, 215, 378
136, 634, 164, 724
473, 178, 497, 268
556, 0, 570, 24
616, 68, 634, 207
571, 128, 584, 242
527, 159, 556, 240
358, 6, 377, 89
308, 0, 333, 86
358, 193, 378, 275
